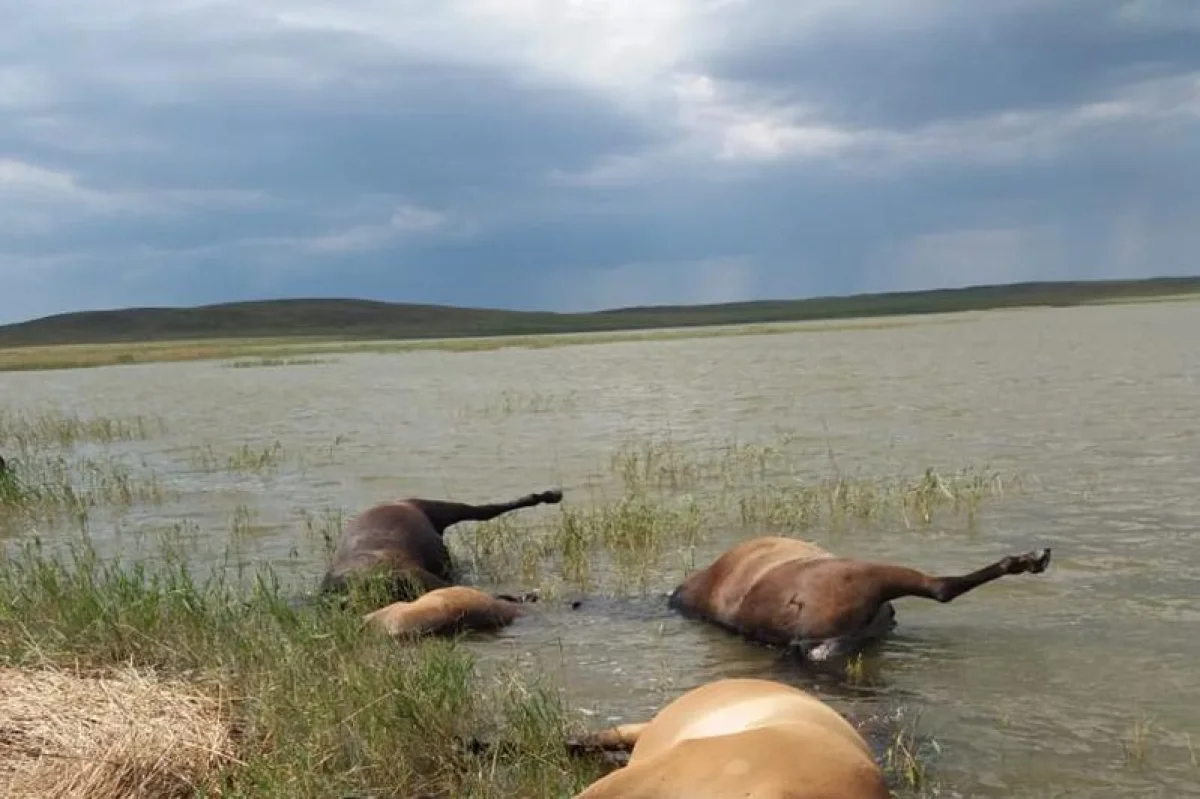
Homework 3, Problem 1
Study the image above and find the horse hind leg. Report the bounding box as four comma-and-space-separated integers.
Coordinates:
408, 489, 563, 534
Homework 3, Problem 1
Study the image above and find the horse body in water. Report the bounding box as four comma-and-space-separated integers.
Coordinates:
363, 585, 536, 639
572, 677, 889, 799
320, 488, 562, 600
669, 536, 1052, 661
316, 488, 561, 638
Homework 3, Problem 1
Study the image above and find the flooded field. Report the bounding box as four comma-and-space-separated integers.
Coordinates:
2, 300, 1199, 797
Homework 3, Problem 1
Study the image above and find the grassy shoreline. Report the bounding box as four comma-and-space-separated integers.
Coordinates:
2, 277, 1198, 373
0, 317, 945, 373
0, 538, 609, 798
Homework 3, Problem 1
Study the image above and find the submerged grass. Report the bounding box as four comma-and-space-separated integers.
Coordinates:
880, 715, 943, 796
223, 357, 334, 369
454, 434, 1024, 599
0, 409, 166, 450
456, 389, 583, 420
734, 464, 1019, 533
0, 413, 1023, 598
189, 441, 287, 475
0, 408, 172, 531
0, 454, 169, 526
188, 436, 347, 476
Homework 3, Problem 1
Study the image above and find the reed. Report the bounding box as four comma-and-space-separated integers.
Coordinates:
0, 408, 166, 450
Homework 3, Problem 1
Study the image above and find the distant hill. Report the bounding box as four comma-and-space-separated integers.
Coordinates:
1, 276, 1198, 348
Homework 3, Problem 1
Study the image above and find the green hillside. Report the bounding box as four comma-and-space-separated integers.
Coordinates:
1, 276, 1198, 348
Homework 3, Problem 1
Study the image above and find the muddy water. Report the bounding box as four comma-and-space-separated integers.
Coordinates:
2, 301, 1199, 797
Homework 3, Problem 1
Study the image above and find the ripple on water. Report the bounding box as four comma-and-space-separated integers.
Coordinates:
2, 301, 1200, 797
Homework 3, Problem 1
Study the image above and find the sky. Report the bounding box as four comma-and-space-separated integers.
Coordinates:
2, 1, 1199, 324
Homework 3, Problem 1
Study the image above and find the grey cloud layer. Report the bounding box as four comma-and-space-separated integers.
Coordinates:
705, 1, 1200, 128
1, 1, 1197, 322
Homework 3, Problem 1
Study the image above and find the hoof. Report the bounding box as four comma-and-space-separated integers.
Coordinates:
1029, 547, 1052, 573
537, 487, 564, 504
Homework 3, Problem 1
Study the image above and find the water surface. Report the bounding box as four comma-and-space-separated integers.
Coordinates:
2, 302, 1198, 797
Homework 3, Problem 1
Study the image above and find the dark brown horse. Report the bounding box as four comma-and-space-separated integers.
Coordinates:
319, 488, 563, 600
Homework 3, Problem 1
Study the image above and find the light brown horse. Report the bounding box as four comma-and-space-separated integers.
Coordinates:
669, 536, 1052, 661
319, 488, 563, 600
571, 677, 889, 798
363, 585, 535, 639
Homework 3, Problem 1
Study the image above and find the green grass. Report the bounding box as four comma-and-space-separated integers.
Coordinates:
2, 276, 1198, 372
0, 453, 170, 526
0, 408, 166, 449
1, 419, 1023, 595
187, 436, 348, 476
0, 318, 946, 373
0, 517, 951, 798
452, 435, 1023, 600
224, 356, 335, 368
0, 537, 610, 798
455, 389, 584, 421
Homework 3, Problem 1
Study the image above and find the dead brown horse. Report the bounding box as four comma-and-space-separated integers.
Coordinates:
571, 677, 889, 798
669, 535, 1052, 661
319, 488, 563, 601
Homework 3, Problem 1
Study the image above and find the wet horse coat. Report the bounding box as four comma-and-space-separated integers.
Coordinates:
319, 488, 563, 600
571, 677, 889, 799
669, 535, 1052, 660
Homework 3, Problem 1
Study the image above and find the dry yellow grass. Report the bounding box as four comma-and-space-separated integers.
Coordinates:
0, 665, 235, 798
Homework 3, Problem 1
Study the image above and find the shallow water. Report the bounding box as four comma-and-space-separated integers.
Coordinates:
3, 301, 1200, 797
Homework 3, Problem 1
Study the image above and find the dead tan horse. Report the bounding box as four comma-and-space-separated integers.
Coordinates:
319, 488, 563, 600
669, 536, 1052, 661
363, 585, 534, 639
571, 677, 890, 799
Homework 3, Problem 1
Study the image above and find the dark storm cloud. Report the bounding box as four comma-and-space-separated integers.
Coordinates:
703, 0, 1200, 129
0, 1, 1198, 323
1, 7, 658, 200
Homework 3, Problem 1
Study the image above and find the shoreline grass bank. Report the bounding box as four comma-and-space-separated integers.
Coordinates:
0, 538, 610, 798
2, 277, 1198, 373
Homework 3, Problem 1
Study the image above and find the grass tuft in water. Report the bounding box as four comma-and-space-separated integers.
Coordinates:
735, 465, 1017, 533
456, 389, 582, 420
188, 436, 347, 476
224, 357, 334, 368
452, 436, 1022, 599
1122, 713, 1155, 769
191, 441, 287, 474
0, 454, 169, 527
879, 713, 943, 796
298, 505, 346, 561
0, 408, 167, 450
